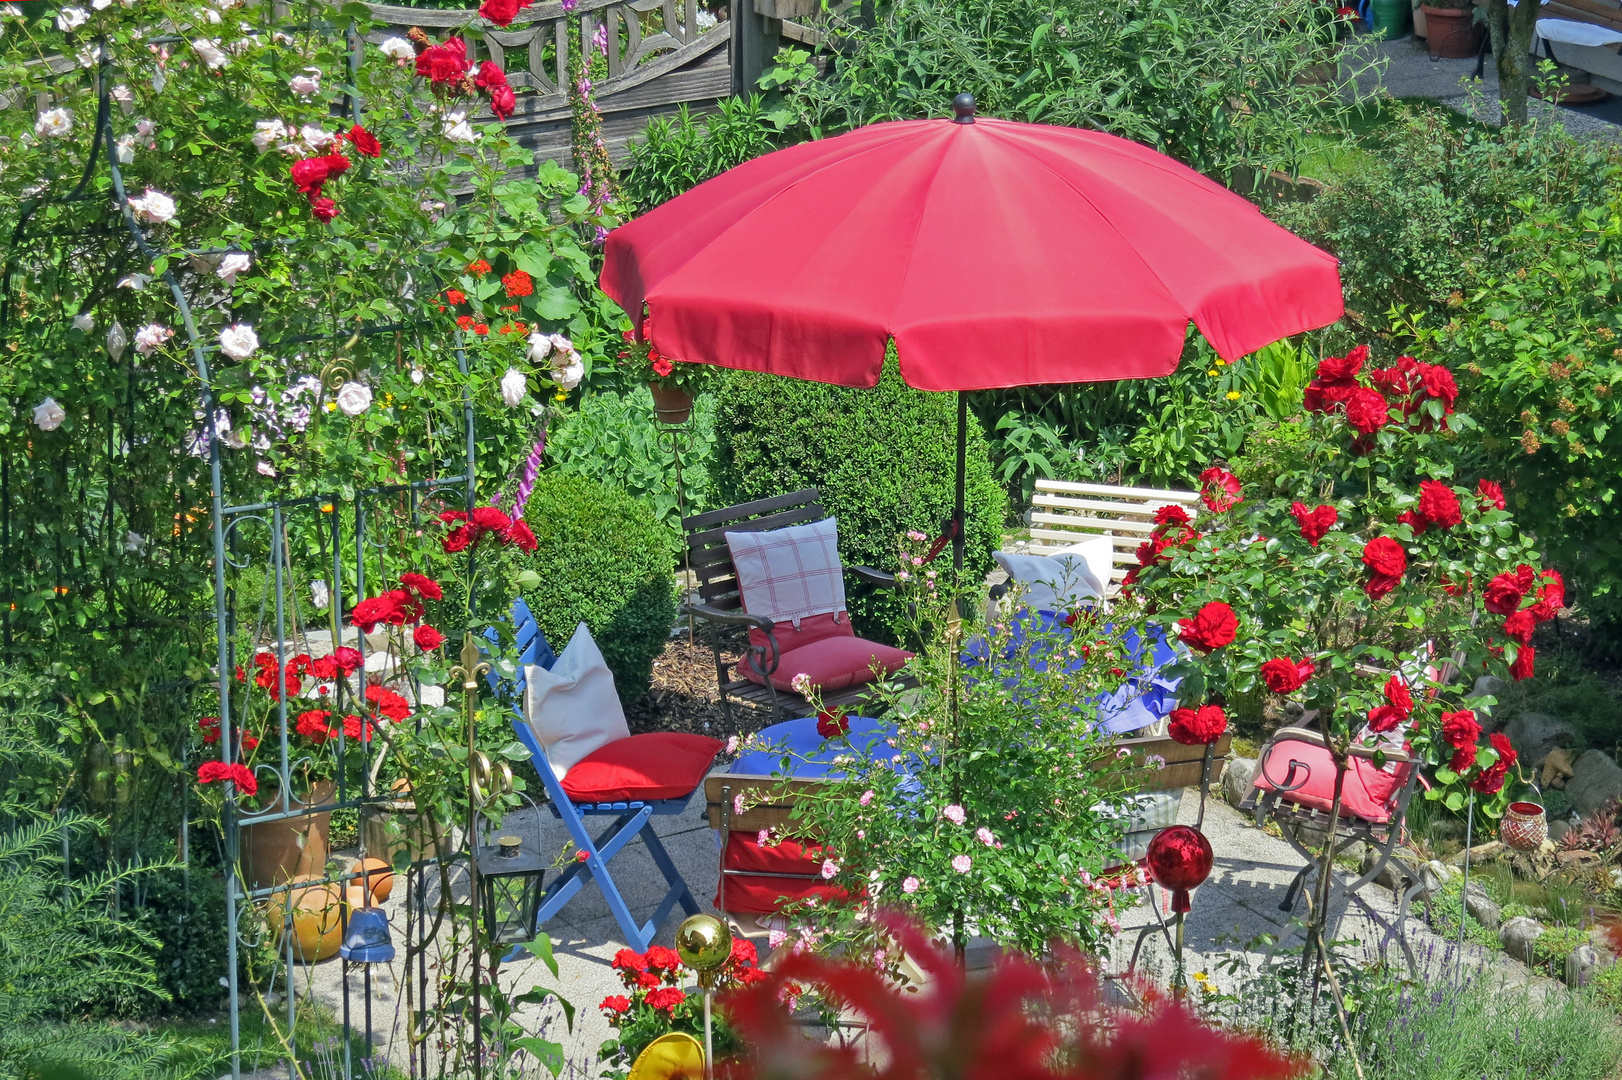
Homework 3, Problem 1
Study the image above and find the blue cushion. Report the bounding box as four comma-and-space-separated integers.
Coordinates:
731, 716, 898, 778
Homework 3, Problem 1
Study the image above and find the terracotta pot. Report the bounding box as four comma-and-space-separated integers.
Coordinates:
240, 778, 336, 891
1501, 801, 1548, 852
649, 383, 695, 426
264, 874, 344, 963
360, 803, 457, 868
1422, 5, 1483, 58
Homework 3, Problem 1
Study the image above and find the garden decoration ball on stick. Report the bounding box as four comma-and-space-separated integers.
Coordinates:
675, 914, 731, 1079
1146, 824, 1214, 992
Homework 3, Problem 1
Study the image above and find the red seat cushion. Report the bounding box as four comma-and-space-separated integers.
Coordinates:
715, 833, 844, 914
748, 611, 854, 655
1253, 739, 1412, 823
560, 732, 723, 803
742, 630, 913, 694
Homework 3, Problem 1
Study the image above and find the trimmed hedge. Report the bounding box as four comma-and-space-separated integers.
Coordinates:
521, 474, 677, 704
713, 359, 1006, 640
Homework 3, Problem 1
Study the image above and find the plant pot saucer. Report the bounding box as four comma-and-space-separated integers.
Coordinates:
1530, 82, 1608, 105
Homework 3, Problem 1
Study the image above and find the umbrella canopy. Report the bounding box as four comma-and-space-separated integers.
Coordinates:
601, 99, 1343, 392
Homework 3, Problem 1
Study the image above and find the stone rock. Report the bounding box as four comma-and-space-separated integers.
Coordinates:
1501, 916, 1545, 964
418, 683, 445, 708
1502, 712, 1578, 770
1223, 757, 1258, 809
1463, 882, 1501, 930
1567, 750, 1622, 818
1418, 859, 1452, 899
1548, 818, 1573, 844
1566, 944, 1600, 989
1542, 747, 1577, 790
1470, 675, 1507, 702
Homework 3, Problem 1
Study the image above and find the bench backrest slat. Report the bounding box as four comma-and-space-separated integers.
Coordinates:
1026, 479, 1202, 572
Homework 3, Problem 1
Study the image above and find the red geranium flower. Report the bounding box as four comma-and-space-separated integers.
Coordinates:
1417, 480, 1462, 530
643, 986, 686, 1015
346, 124, 382, 157
197, 760, 257, 796
342, 713, 372, 742
1441, 709, 1480, 773
1259, 657, 1314, 694
1177, 601, 1237, 653
645, 945, 682, 973
414, 624, 444, 651
1168, 704, 1227, 745
1289, 502, 1336, 546
1198, 466, 1242, 513
611, 949, 648, 974
1344, 387, 1391, 435
365, 685, 412, 722
1476, 479, 1506, 511
309, 655, 338, 680
296, 709, 337, 744
635, 970, 662, 989
599, 994, 632, 1016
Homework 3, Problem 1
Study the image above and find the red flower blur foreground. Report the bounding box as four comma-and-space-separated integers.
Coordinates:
717, 914, 1302, 1080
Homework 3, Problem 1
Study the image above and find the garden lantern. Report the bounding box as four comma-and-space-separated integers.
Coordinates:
474, 835, 546, 946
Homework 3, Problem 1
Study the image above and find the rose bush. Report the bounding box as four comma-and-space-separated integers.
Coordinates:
1132, 345, 1558, 818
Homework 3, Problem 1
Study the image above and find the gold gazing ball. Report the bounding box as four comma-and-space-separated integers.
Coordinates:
675, 914, 732, 973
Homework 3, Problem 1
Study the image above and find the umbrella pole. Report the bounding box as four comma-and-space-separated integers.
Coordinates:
954, 391, 967, 574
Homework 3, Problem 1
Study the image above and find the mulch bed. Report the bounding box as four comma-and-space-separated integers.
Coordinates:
624, 621, 782, 742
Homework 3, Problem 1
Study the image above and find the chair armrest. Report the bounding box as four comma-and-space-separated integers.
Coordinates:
845, 565, 896, 588
682, 602, 774, 634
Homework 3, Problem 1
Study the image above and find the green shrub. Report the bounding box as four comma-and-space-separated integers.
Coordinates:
622, 97, 780, 213
713, 357, 1006, 639
547, 386, 718, 527
521, 475, 677, 702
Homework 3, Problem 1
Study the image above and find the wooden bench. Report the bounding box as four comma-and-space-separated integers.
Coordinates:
1026, 479, 1202, 591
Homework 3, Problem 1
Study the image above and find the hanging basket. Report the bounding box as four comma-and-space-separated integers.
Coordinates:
649, 383, 695, 426
1501, 801, 1548, 852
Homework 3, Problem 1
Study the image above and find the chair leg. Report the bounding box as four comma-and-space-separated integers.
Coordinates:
528, 806, 659, 951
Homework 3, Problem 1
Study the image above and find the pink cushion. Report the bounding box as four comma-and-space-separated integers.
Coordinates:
1253, 738, 1412, 823
747, 611, 853, 655
560, 732, 723, 803
742, 633, 913, 694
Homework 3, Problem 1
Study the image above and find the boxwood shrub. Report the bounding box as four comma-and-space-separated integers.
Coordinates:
713, 357, 1006, 640
521, 475, 678, 703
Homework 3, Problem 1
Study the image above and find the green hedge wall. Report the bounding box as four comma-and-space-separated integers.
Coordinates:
522, 474, 677, 703
713, 359, 1006, 640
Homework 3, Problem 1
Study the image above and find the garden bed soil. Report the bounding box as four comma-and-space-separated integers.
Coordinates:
624, 624, 777, 741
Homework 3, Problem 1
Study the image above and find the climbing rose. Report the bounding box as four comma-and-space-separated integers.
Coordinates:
951, 854, 973, 873
1416, 480, 1462, 530
321, 151, 351, 181
1260, 657, 1314, 694
902, 876, 920, 893
291, 156, 329, 195
309, 196, 339, 223
1476, 479, 1506, 511
32, 397, 66, 431
1361, 537, 1406, 599
1169, 704, 1227, 745
414, 624, 444, 651
415, 37, 470, 84
1154, 504, 1192, 528
1509, 644, 1535, 681
1470, 732, 1517, 794
1530, 569, 1566, 622
1198, 466, 1242, 512
1289, 502, 1336, 546
1344, 387, 1390, 434
1367, 675, 1412, 733
1441, 710, 1481, 773
400, 572, 442, 600
1177, 601, 1237, 653
488, 83, 517, 121
346, 124, 382, 157
942, 804, 967, 825
475, 60, 509, 91
477, 0, 532, 27
332, 646, 363, 674
816, 709, 849, 740
1419, 362, 1459, 410
1483, 565, 1536, 615
502, 519, 538, 552
1316, 345, 1367, 383
1502, 609, 1537, 646
197, 760, 257, 796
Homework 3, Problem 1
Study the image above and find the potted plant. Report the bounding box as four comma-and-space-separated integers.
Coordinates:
620, 317, 712, 425
1421, 0, 1482, 58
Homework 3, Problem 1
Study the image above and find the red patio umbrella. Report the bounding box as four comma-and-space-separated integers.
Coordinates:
601, 95, 1344, 567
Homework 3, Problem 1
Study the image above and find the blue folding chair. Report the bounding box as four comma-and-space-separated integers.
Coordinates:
487, 598, 703, 951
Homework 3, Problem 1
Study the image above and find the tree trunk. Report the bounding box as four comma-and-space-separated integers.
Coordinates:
1485, 0, 1542, 125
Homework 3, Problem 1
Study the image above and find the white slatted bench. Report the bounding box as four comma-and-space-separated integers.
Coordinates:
1027, 479, 1202, 592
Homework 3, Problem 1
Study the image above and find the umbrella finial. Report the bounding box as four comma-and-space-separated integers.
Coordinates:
952, 93, 976, 124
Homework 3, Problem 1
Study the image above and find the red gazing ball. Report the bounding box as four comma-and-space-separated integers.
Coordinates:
1145, 825, 1213, 913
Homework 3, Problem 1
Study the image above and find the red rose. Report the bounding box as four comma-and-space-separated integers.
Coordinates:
240, 731, 260, 751
1168, 704, 1227, 746
365, 685, 412, 722
1260, 656, 1314, 694
1370, 358, 1416, 399
346, 124, 382, 158
291, 157, 329, 195
322, 151, 351, 180
1396, 510, 1428, 537
816, 709, 850, 739
1316, 345, 1366, 383
502, 519, 538, 552
1441, 709, 1480, 773
199, 716, 221, 744
400, 571, 443, 600
1482, 570, 1528, 616
1509, 643, 1535, 681
1366, 674, 1412, 733
1361, 537, 1406, 599
1417, 480, 1462, 530
309, 196, 339, 223
471, 506, 511, 535
416, 38, 470, 84
1154, 504, 1192, 528
1176, 601, 1238, 653
1419, 363, 1458, 409
1470, 732, 1516, 794
414, 624, 445, 651
197, 760, 258, 796
1476, 479, 1506, 511
1502, 609, 1536, 646
1198, 466, 1242, 513
1289, 502, 1336, 546
489, 84, 517, 121
1530, 569, 1565, 622
599, 995, 632, 1016
331, 646, 362, 675
477, 0, 531, 27
443, 524, 475, 553
1344, 387, 1391, 435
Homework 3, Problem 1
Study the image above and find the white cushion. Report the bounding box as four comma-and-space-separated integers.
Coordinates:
993, 537, 1108, 612
725, 517, 847, 626
1055, 537, 1113, 596
522, 623, 629, 781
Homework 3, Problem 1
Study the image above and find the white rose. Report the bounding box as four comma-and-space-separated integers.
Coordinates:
34, 108, 73, 139
218, 323, 258, 360
135, 118, 154, 137
310, 580, 329, 610
203, 6, 221, 22
335, 381, 371, 416
76, 44, 100, 67
127, 188, 175, 224
500, 367, 527, 407
409, 366, 424, 385
289, 72, 319, 96
525, 331, 553, 363
134, 322, 172, 356
299, 123, 333, 149
378, 36, 414, 60
110, 84, 133, 111
32, 397, 66, 431
117, 273, 150, 291
91, 0, 110, 8
256, 459, 276, 477
548, 332, 574, 354
71, 312, 93, 333
251, 118, 286, 152
56, 7, 88, 31
123, 531, 146, 554
217, 251, 250, 284
191, 38, 228, 70
114, 133, 134, 164
552, 357, 584, 391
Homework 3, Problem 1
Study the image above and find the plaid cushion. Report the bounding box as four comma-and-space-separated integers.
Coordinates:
724, 517, 847, 625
